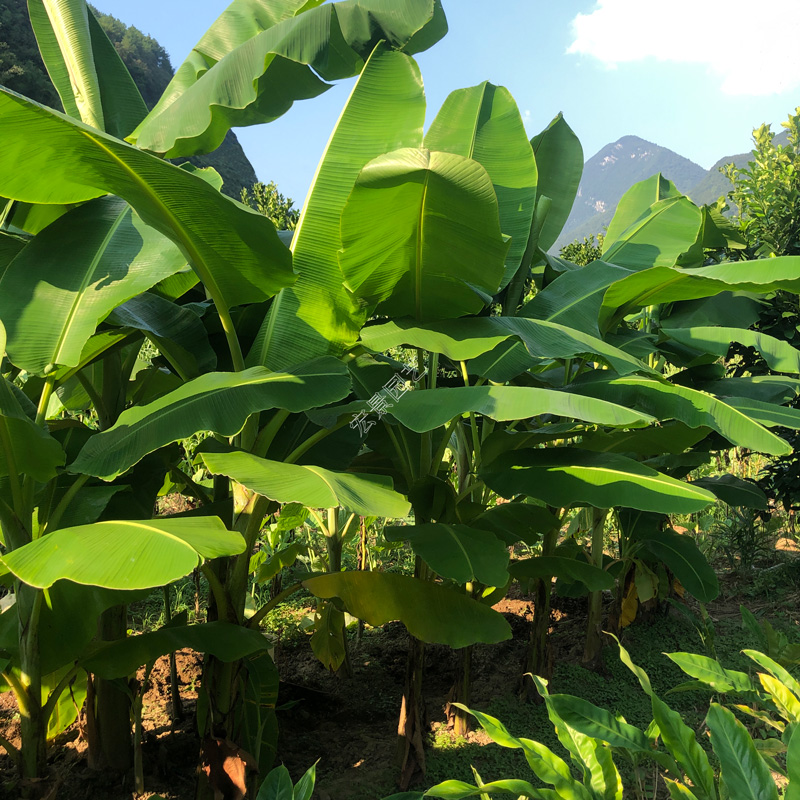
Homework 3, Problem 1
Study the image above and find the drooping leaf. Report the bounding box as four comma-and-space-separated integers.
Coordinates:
470, 503, 559, 546
530, 113, 583, 252
360, 316, 654, 376
201, 451, 410, 518
424, 82, 537, 288
340, 148, 508, 319
83, 621, 269, 678
1, 518, 244, 590
706, 703, 778, 800
664, 326, 800, 374
578, 422, 711, 457
107, 291, 216, 378
509, 556, 613, 591
0, 378, 65, 482
130, 0, 445, 158
387, 384, 654, 432
693, 475, 767, 509
0, 197, 186, 374
723, 396, 800, 430
600, 256, 800, 330
520, 260, 632, 338
0, 88, 294, 313
481, 448, 715, 514
71, 357, 350, 480
309, 601, 348, 671
302, 572, 511, 648
384, 523, 509, 585
570, 375, 790, 456
248, 46, 426, 370
635, 528, 719, 602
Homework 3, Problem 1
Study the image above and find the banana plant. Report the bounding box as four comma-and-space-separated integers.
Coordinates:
387, 639, 800, 800
0, 0, 449, 788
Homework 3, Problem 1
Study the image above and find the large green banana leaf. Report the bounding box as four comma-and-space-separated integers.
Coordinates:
578, 421, 710, 456
519, 260, 632, 338
635, 528, 719, 602
603, 174, 682, 248
530, 113, 583, 252
0, 518, 244, 589
722, 397, 800, 429
387, 385, 654, 432
0, 88, 293, 312
339, 148, 508, 319
603, 196, 704, 271
131, 0, 446, 158
302, 572, 511, 647
693, 475, 766, 509
384, 523, 509, 586
600, 256, 800, 330
0, 377, 65, 484
471, 503, 559, 546
28, 0, 147, 137
700, 376, 800, 404
0, 197, 186, 375
83, 621, 270, 679
71, 357, 350, 480
662, 293, 764, 330
705, 704, 778, 800
360, 317, 654, 376
138, 0, 323, 124
509, 556, 614, 591
424, 82, 537, 288
467, 339, 538, 383
570, 375, 790, 456
663, 326, 800, 373
480, 448, 715, 514
247, 46, 425, 370
106, 292, 217, 379
201, 451, 410, 518
0, 231, 26, 269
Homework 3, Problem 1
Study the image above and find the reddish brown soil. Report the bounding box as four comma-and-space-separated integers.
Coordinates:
2, 548, 799, 799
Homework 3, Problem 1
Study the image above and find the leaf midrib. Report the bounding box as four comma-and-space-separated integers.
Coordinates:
51, 204, 126, 368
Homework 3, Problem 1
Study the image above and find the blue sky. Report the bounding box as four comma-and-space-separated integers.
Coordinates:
95, 0, 800, 206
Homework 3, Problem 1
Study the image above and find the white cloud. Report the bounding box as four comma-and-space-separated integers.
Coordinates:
567, 0, 800, 96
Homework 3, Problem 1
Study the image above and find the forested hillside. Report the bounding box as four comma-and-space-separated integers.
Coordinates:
0, 0, 256, 197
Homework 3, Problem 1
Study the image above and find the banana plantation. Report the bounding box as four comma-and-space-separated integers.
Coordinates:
3, 1, 800, 799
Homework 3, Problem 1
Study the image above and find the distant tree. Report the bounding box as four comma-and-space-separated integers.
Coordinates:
240, 181, 300, 230
722, 110, 800, 511
559, 233, 604, 266
723, 110, 800, 257
0, 0, 61, 108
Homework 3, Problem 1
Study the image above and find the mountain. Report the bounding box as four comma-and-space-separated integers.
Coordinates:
0, 0, 256, 199
553, 135, 706, 252
555, 130, 792, 252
